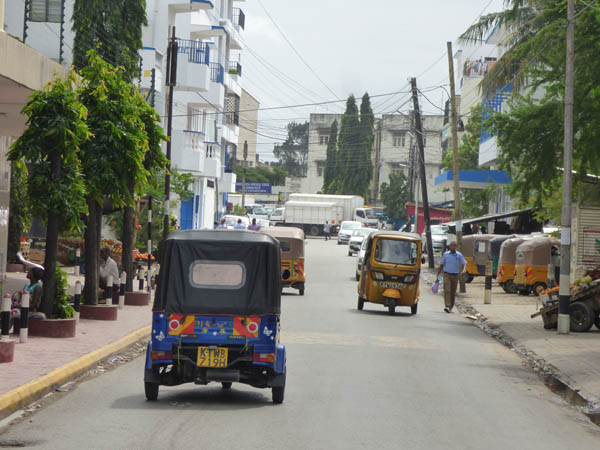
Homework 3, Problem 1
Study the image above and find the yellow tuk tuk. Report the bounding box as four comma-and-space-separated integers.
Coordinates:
514, 237, 560, 296
462, 235, 501, 282
497, 237, 527, 294
357, 231, 421, 315
262, 227, 306, 295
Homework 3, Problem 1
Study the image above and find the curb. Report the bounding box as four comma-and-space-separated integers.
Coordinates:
0, 325, 151, 420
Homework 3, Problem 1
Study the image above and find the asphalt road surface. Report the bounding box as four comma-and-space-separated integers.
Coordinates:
2, 238, 599, 450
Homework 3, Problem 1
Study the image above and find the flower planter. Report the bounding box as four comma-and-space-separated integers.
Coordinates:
80, 304, 118, 321
28, 317, 77, 338
0, 340, 16, 363
6, 264, 25, 273
124, 291, 151, 306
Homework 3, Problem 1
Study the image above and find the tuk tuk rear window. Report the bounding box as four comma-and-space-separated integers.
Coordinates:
279, 240, 292, 252
374, 239, 418, 265
190, 260, 246, 289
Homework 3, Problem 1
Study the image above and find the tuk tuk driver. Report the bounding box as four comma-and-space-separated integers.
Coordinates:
436, 241, 466, 314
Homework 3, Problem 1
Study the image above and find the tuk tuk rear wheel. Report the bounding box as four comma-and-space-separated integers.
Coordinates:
299, 288, 305, 296
594, 314, 600, 330
465, 274, 474, 283
388, 302, 395, 315
411, 303, 418, 315
505, 280, 518, 294
272, 372, 286, 404
145, 382, 159, 401
221, 382, 232, 390
357, 297, 364, 310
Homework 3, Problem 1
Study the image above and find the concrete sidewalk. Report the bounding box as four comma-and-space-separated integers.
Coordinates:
424, 271, 600, 412
0, 271, 152, 418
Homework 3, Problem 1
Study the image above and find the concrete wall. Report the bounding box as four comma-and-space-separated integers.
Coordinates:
305, 113, 342, 194
238, 88, 259, 167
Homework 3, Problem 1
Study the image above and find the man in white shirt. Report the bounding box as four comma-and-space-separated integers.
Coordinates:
100, 247, 120, 302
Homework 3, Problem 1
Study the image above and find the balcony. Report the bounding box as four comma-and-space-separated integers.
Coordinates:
171, 130, 205, 174
190, 24, 226, 41
233, 8, 246, 30
174, 39, 210, 92
222, 8, 245, 50
228, 61, 242, 77
170, 0, 214, 14
140, 48, 162, 92
224, 71, 241, 97
210, 62, 224, 83
220, 114, 239, 144
203, 145, 222, 178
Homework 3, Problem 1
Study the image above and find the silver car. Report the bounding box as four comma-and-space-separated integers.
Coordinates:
422, 224, 456, 254
348, 228, 374, 256
355, 237, 369, 281
337, 221, 362, 245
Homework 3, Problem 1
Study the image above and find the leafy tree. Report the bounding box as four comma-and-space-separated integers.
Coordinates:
380, 172, 410, 220
356, 93, 375, 198
322, 120, 338, 193
442, 104, 492, 218
8, 74, 89, 317
336, 95, 361, 194
7, 159, 30, 264
273, 122, 309, 177
72, 0, 147, 81
78, 51, 149, 305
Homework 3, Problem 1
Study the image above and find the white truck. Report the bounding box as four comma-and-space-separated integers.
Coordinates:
270, 201, 343, 236
287, 194, 378, 227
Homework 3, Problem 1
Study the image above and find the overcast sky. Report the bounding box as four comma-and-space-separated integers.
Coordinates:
240, 0, 505, 159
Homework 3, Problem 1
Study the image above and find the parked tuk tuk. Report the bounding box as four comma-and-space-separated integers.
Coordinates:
497, 237, 527, 294
357, 231, 421, 315
262, 227, 306, 295
514, 236, 560, 296
462, 234, 500, 282
490, 235, 516, 279
144, 230, 287, 403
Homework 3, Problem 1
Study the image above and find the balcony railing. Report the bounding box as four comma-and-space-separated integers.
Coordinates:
233, 8, 245, 30
176, 39, 210, 64
228, 61, 242, 77
210, 62, 224, 83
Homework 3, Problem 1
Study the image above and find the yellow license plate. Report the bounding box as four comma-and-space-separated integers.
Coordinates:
197, 347, 228, 368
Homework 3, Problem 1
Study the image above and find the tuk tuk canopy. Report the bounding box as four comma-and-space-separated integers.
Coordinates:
154, 230, 281, 316
515, 237, 559, 266
490, 235, 517, 260
498, 237, 527, 265
261, 227, 305, 259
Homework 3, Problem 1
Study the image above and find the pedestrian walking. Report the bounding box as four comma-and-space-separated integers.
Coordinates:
436, 241, 466, 313
323, 221, 331, 241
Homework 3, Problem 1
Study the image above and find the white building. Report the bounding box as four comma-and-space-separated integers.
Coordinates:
5, 0, 246, 230
304, 112, 447, 205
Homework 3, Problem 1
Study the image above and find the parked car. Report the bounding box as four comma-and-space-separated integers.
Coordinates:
223, 215, 250, 229
348, 228, 375, 256
421, 224, 456, 254
337, 221, 362, 245
355, 236, 369, 281
269, 208, 285, 226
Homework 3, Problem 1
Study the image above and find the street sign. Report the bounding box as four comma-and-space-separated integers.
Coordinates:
235, 182, 271, 194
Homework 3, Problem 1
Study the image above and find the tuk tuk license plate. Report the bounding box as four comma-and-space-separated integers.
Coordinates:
197, 347, 228, 368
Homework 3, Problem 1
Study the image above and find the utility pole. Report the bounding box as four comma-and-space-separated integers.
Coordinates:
373, 119, 382, 204
148, 68, 156, 108
163, 27, 177, 241
447, 41, 466, 293
407, 111, 416, 202
411, 77, 434, 268
558, 0, 574, 334
241, 140, 248, 209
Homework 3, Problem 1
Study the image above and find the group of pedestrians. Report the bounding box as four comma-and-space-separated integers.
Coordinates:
215, 217, 262, 231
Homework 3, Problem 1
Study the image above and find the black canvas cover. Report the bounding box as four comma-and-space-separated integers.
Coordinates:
154, 230, 281, 315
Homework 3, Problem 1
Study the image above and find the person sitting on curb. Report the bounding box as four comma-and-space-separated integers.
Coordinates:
436, 241, 466, 314
11, 267, 45, 321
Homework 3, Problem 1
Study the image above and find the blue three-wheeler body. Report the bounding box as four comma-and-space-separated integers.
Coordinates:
144, 230, 286, 404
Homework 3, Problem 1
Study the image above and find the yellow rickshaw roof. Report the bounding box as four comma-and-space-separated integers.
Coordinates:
261, 226, 305, 240
369, 231, 421, 242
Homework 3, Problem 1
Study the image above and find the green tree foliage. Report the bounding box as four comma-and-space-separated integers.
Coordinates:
442, 104, 491, 218
357, 93, 375, 198
336, 96, 361, 194
273, 122, 309, 177
8, 74, 89, 317
322, 120, 338, 193
72, 0, 147, 82
380, 172, 410, 220
462, 1, 600, 218
7, 159, 30, 264
78, 51, 150, 304
234, 166, 288, 186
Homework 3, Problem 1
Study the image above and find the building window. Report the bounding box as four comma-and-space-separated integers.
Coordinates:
30, 0, 62, 23
393, 132, 405, 147
317, 167, 323, 176
319, 134, 329, 146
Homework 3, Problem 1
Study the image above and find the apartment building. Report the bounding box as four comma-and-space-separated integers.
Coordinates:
238, 88, 260, 167
6, 0, 247, 230
304, 112, 447, 204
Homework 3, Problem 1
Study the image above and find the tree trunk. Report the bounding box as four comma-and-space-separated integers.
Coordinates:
122, 177, 135, 292
41, 211, 59, 317
83, 198, 99, 305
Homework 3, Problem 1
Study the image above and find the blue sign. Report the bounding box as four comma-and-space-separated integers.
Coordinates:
235, 182, 272, 194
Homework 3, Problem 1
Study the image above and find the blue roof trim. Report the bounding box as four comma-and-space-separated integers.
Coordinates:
435, 170, 511, 186
485, 24, 500, 44
143, 46, 156, 51
204, 141, 222, 147
191, 0, 214, 7
211, 25, 226, 31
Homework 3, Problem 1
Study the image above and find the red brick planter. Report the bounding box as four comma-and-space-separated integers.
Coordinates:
28, 318, 77, 338
6, 264, 25, 273
124, 292, 151, 306
0, 340, 16, 363
80, 304, 118, 321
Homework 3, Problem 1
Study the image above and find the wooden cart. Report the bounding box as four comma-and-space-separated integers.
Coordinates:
531, 281, 600, 331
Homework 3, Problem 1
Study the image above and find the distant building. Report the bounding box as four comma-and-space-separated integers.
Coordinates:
238, 88, 260, 168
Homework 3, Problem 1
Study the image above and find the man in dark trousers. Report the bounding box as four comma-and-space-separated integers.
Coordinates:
436, 241, 466, 313
323, 221, 331, 241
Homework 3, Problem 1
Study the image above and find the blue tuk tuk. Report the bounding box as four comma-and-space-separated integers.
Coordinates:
144, 230, 287, 403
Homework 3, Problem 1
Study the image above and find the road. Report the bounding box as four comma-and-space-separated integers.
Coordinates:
2, 238, 599, 449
